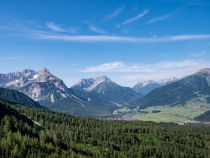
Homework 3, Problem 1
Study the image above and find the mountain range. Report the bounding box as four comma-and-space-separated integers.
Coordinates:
0, 68, 140, 116
1, 68, 210, 119
72, 76, 139, 106
133, 68, 210, 108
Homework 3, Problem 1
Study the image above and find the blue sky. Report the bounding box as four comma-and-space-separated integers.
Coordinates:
0, 0, 210, 86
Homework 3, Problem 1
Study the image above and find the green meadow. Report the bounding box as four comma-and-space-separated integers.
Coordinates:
113, 98, 210, 123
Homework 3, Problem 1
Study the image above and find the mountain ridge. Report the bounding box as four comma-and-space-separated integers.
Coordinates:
0, 87, 44, 109
71, 76, 140, 106
132, 68, 210, 108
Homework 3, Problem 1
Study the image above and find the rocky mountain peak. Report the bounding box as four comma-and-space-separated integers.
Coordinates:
35, 68, 57, 82
95, 76, 111, 83
73, 76, 112, 91
198, 68, 210, 76
39, 67, 51, 75
22, 69, 36, 77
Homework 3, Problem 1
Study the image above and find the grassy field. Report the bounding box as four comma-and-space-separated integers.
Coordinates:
113, 98, 210, 123
132, 105, 210, 123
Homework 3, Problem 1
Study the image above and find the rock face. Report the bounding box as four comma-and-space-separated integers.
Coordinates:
71, 76, 139, 106
0, 69, 132, 116
0, 68, 68, 103
73, 76, 111, 92
132, 69, 210, 108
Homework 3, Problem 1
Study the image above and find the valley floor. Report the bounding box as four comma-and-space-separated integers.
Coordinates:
112, 104, 210, 123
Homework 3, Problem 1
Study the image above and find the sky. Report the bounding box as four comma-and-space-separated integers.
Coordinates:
0, 0, 210, 87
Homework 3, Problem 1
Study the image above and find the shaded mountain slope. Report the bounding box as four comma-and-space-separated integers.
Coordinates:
72, 76, 139, 106
0, 87, 44, 108
133, 69, 210, 108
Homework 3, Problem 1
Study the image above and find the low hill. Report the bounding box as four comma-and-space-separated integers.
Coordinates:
0, 101, 34, 125
0, 88, 44, 108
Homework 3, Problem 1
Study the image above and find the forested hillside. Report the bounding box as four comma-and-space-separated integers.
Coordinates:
0, 87, 44, 108
195, 110, 210, 122
1, 100, 210, 158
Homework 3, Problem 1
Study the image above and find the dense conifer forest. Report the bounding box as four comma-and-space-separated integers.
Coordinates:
1, 100, 210, 158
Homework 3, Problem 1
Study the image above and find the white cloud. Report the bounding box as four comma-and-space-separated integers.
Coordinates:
82, 61, 125, 72
82, 60, 209, 84
168, 34, 210, 40
46, 22, 65, 32
84, 21, 107, 34
37, 33, 210, 43
89, 25, 107, 34
148, 13, 172, 24
46, 22, 78, 33
103, 5, 124, 21
122, 9, 149, 25
190, 51, 208, 57
82, 60, 206, 73
38, 34, 138, 42
1, 24, 210, 43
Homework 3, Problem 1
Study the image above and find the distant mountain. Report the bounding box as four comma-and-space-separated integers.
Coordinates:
0, 87, 43, 108
72, 76, 110, 91
133, 78, 176, 95
0, 68, 69, 103
133, 69, 210, 108
72, 76, 139, 106
0, 69, 121, 116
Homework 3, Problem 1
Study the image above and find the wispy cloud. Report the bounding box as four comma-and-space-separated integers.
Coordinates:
46, 22, 78, 33
122, 9, 149, 25
84, 21, 107, 34
190, 51, 208, 57
1, 24, 210, 43
83, 61, 125, 73
147, 13, 172, 24
82, 60, 205, 73
147, 3, 188, 24
46, 22, 65, 32
82, 60, 209, 82
89, 25, 107, 34
38, 34, 210, 43
103, 5, 124, 21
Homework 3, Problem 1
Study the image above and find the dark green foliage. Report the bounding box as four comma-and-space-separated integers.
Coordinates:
133, 73, 210, 108
207, 97, 210, 103
0, 87, 44, 108
0, 101, 34, 126
195, 110, 210, 121
1, 100, 210, 157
